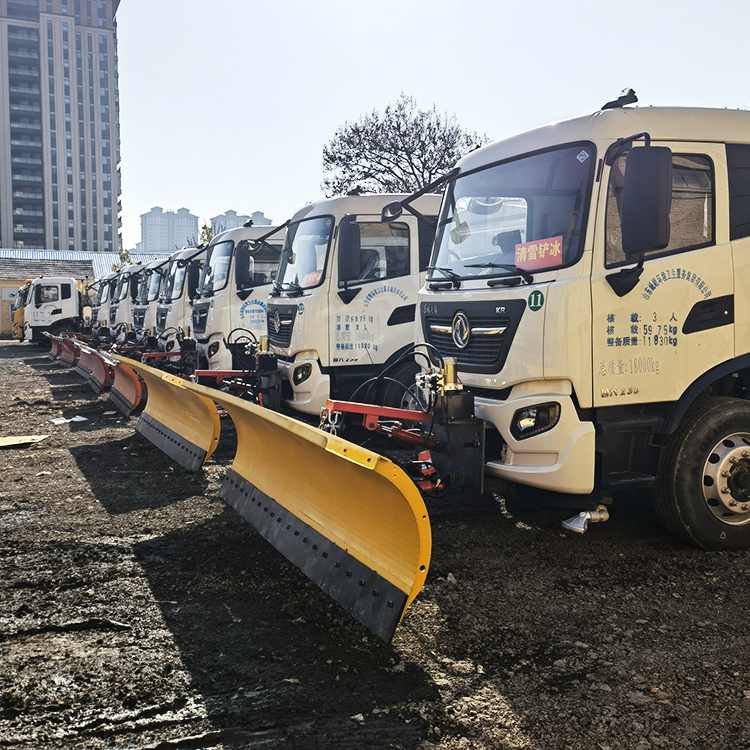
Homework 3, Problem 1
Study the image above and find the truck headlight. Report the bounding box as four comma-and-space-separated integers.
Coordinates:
510, 403, 560, 440
207, 341, 220, 359
293, 363, 312, 385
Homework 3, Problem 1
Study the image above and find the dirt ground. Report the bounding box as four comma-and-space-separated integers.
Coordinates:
1, 340, 750, 750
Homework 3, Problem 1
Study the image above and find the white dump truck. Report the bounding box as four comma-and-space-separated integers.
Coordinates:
266, 192, 441, 415
405, 94, 750, 549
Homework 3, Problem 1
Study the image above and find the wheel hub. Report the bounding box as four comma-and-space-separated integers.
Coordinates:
702, 432, 750, 525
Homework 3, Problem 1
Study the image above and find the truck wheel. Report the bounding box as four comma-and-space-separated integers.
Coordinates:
655, 397, 750, 550
378, 360, 422, 410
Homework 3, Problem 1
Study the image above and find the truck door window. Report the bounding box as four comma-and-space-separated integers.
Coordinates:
40, 285, 59, 303
355, 222, 410, 282
605, 153, 714, 267
236, 239, 281, 286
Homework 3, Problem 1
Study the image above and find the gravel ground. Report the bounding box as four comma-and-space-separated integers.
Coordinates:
1, 340, 750, 750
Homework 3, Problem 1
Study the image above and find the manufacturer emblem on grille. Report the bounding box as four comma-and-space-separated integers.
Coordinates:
273, 309, 281, 334
451, 311, 470, 349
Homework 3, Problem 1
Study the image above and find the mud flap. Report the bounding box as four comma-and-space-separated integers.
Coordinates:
180, 379, 432, 642
107, 354, 145, 417
113, 356, 220, 471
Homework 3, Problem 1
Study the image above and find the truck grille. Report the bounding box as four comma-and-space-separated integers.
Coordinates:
132, 307, 146, 328
91, 309, 98, 325
421, 299, 526, 374
192, 301, 210, 334
109, 305, 118, 326
267, 304, 297, 347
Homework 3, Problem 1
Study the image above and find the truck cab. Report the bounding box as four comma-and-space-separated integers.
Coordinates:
108, 263, 143, 335
155, 246, 205, 352
89, 272, 117, 337
192, 225, 285, 369
132, 258, 169, 332
267, 193, 440, 415
416, 104, 750, 549
22, 276, 83, 342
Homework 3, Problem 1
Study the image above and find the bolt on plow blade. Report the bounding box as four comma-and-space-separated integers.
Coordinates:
57, 338, 79, 367
74, 344, 113, 393
181, 379, 432, 642
44, 333, 63, 361
113, 356, 220, 471
106, 354, 145, 417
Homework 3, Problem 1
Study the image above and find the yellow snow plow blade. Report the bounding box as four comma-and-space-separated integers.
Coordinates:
112, 355, 220, 471
180, 378, 432, 642
107, 354, 145, 417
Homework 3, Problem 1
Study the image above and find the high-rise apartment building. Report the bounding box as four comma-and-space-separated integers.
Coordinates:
138, 206, 198, 253
0, 0, 122, 251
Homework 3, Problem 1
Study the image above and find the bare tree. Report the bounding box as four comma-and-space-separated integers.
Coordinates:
322, 94, 487, 196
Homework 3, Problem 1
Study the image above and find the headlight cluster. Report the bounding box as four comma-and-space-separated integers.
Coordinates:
510, 403, 561, 440
293, 363, 312, 385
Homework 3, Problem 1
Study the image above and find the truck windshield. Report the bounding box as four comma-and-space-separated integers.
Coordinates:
198, 241, 233, 296
277, 216, 334, 290
137, 268, 163, 303
162, 260, 183, 302
114, 273, 132, 303
432, 143, 595, 279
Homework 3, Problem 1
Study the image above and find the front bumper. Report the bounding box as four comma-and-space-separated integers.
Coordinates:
477, 381, 595, 494
281, 357, 330, 415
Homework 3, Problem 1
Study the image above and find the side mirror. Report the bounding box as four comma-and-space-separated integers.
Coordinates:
381, 202, 403, 223
187, 264, 200, 301
235, 241, 251, 290
337, 220, 361, 285
129, 276, 139, 302
34, 286, 42, 306
621, 146, 672, 255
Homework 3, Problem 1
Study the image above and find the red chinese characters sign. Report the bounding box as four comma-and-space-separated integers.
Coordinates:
514, 236, 563, 271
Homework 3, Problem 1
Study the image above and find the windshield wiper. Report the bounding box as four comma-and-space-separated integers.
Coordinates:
464, 262, 534, 284
280, 281, 304, 297
427, 266, 461, 288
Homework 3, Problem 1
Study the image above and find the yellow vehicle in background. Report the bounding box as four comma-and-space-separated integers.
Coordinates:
10, 280, 31, 339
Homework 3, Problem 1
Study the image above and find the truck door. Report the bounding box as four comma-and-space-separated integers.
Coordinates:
328, 215, 420, 374
30, 282, 65, 327
591, 142, 732, 410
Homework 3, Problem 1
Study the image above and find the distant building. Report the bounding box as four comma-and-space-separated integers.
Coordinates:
210, 210, 249, 235
210, 210, 272, 235
140, 206, 198, 253
0, 0, 123, 252
250, 211, 272, 226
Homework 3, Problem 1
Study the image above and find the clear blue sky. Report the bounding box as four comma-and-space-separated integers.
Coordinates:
116, 0, 750, 250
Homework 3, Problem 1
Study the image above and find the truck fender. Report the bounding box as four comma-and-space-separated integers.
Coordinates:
663, 354, 750, 435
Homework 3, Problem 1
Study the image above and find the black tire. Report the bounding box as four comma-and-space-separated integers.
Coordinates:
377, 360, 422, 410
655, 397, 750, 550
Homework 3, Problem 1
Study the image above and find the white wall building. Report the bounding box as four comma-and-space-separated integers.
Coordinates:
210, 209, 272, 235
139, 206, 198, 253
